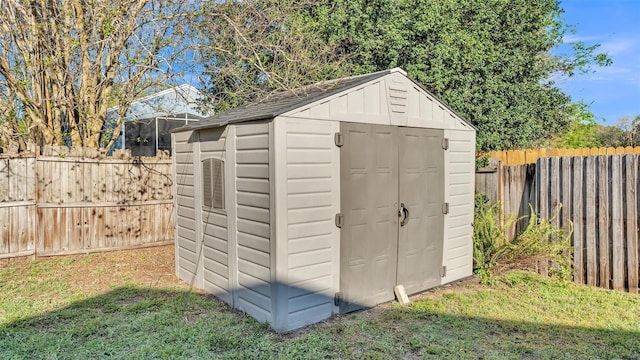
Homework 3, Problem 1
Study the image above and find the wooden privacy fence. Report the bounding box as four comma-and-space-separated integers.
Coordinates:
475, 160, 536, 240
0, 152, 174, 259
476, 154, 640, 292
486, 146, 640, 166
537, 155, 639, 293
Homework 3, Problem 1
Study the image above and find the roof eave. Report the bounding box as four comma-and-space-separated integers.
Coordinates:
171, 113, 276, 133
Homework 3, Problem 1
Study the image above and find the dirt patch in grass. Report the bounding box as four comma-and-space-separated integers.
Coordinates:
0, 245, 192, 300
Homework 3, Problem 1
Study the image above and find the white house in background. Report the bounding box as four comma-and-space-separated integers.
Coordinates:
107, 84, 211, 156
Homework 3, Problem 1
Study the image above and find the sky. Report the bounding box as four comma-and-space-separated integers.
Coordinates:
554, 0, 640, 125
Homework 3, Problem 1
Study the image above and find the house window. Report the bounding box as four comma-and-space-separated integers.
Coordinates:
202, 158, 225, 210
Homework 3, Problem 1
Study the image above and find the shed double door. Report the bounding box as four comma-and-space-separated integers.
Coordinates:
339, 123, 444, 313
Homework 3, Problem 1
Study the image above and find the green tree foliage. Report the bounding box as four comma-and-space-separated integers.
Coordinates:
196, 0, 609, 151
595, 125, 626, 147
548, 102, 602, 148
313, 0, 610, 151
584, 115, 640, 148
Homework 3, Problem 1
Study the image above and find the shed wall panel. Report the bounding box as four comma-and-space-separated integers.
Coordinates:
173, 131, 202, 287
234, 122, 272, 322
199, 127, 231, 303
442, 130, 475, 284
282, 117, 341, 329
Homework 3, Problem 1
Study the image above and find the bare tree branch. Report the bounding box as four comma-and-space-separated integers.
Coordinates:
0, 0, 196, 151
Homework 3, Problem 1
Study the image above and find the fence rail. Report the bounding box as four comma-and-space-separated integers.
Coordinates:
1, 151, 173, 259
485, 146, 640, 166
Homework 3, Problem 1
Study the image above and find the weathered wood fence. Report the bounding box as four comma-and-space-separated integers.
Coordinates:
1, 151, 173, 259
475, 160, 536, 240
476, 154, 640, 292
537, 155, 639, 292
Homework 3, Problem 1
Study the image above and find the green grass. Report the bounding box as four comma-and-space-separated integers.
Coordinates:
1, 261, 639, 359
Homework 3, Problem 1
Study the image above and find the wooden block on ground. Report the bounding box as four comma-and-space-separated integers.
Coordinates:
394, 285, 411, 305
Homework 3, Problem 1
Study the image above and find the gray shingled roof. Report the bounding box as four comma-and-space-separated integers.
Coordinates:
174, 69, 393, 132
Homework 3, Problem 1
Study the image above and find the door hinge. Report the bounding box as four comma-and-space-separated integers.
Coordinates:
334, 132, 344, 147
335, 213, 344, 228
334, 292, 343, 306
440, 266, 447, 277
442, 202, 449, 214
442, 138, 449, 150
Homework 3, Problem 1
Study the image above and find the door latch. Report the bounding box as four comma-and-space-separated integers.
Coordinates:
442, 202, 449, 214
442, 138, 449, 150
399, 203, 410, 226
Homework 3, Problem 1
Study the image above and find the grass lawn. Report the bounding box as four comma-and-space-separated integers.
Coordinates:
1, 246, 639, 359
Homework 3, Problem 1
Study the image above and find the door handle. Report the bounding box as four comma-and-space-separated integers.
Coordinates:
400, 203, 410, 227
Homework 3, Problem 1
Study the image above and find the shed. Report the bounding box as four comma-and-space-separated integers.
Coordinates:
171, 68, 476, 332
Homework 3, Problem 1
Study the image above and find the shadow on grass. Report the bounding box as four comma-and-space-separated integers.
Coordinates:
0, 285, 638, 359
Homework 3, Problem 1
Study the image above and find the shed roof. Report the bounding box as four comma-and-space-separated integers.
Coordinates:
175, 68, 473, 132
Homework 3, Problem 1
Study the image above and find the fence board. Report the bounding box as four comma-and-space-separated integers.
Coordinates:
538, 159, 549, 220
0, 208, 9, 253
584, 157, 597, 286
625, 155, 639, 292
611, 156, 624, 289
597, 156, 609, 287
475, 167, 499, 203
550, 157, 560, 227
560, 157, 572, 229
0, 160, 8, 201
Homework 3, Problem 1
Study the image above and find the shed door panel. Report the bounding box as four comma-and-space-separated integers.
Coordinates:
397, 128, 444, 294
340, 123, 398, 312
339, 123, 445, 313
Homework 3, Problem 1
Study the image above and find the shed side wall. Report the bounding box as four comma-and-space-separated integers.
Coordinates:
199, 127, 232, 304
173, 131, 202, 287
281, 117, 341, 330
234, 122, 272, 323
442, 129, 476, 284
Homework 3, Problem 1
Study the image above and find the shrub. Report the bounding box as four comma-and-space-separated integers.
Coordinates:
472, 194, 573, 281
472, 194, 517, 271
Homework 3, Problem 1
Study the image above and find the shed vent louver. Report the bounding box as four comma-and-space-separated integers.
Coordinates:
202, 158, 225, 209
388, 83, 408, 113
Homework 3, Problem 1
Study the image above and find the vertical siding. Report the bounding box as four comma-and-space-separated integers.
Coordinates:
234, 122, 272, 322
442, 129, 476, 284
199, 127, 231, 303
283, 117, 340, 330
172, 131, 200, 286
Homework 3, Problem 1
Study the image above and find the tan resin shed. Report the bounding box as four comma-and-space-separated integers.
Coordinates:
171, 68, 476, 332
